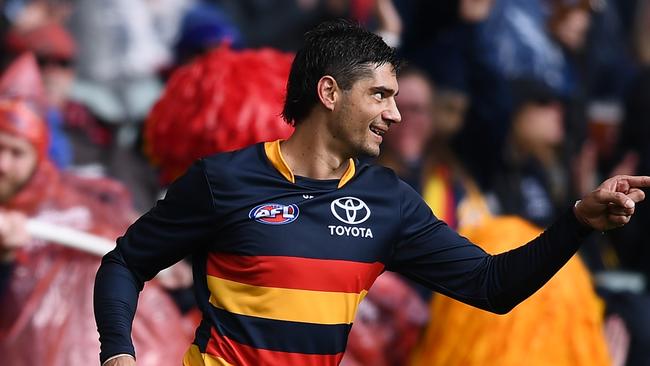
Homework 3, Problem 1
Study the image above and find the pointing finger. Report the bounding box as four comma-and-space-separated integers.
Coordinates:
620, 175, 650, 189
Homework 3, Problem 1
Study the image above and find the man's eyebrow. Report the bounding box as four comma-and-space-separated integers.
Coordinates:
371, 86, 398, 96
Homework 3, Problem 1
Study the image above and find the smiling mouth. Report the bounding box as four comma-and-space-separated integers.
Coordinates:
369, 125, 387, 137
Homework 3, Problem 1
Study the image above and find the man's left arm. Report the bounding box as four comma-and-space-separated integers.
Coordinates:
388, 175, 649, 314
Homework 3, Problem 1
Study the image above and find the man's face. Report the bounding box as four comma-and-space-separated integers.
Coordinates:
552, 9, 591, 51
40, 58, 75, 108
331, 63, 401, 157
513, 102, 564, 148
0, 132, 38, 203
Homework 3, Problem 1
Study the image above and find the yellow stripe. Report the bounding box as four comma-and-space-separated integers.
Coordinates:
264, 140, 294, 183
207, 275, 367, 325
183, 345, 234, 366
337, 159, 356, 188
264, 139, 356, 188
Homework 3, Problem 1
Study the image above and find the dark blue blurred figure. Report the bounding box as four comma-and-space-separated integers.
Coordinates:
174, 1, 244, 65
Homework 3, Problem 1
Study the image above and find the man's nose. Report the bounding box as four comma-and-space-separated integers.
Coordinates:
383, 98, 402, 125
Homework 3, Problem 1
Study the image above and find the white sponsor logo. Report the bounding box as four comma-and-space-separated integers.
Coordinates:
328, 225, 373, 238
329, 197, 373, 238
330, 197, 370, 225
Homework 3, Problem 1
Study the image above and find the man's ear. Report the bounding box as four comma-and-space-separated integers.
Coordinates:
317, 75, 339, 111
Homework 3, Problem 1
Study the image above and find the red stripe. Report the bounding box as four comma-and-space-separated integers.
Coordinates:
207, 253, 384, 293
206, 328, 344, 366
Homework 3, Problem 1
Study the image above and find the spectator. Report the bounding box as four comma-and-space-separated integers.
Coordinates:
4, 25, 74, 168
65, 0, 180, 210
171, 1, 243, 70
490, 79, 569, 227
0, 55, 193, 366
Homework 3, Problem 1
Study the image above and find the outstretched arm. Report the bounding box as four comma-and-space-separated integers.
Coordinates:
390, 176, 649, 314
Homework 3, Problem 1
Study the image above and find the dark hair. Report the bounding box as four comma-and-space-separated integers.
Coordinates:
510, 78, 560, 113
282, 19, 401, 125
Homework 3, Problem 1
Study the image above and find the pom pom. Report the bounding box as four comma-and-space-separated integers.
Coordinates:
145, 44, 294, 184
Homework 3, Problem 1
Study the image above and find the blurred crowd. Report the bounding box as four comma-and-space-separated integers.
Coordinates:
0, 0, 650, 365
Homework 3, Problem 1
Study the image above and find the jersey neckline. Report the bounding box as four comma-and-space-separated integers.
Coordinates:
262, 139, 356, 189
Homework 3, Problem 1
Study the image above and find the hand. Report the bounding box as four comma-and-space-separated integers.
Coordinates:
574, 175, 650, 231
103, 355, 135, 366
0, 210, 30, 261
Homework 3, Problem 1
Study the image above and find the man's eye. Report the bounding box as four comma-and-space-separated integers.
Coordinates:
374, 92, 383, 99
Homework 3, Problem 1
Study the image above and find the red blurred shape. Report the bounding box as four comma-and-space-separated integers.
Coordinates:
145, 44, 295, 184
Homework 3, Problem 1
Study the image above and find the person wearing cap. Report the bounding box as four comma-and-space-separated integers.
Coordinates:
95, 20, 650, 366
4, 23, 76, 168
0, 56, 192, 366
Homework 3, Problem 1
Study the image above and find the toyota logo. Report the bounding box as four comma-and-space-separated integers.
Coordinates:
331, 197, 371, 225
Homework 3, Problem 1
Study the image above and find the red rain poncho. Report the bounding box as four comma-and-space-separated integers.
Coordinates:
0, 160, 195, 366
0, 64, 193, 364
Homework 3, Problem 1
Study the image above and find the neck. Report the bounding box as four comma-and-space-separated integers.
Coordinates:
281, 117, 351, 180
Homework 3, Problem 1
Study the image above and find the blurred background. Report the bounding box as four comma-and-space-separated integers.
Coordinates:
1, 0, 650, 365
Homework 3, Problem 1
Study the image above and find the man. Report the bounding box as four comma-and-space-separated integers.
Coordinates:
0, 55, 192, 366
95, 20, 650, 366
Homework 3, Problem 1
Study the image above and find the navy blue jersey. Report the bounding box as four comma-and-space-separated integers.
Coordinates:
94, 140, 592, 365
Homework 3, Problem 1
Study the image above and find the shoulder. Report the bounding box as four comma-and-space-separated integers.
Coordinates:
355, 162, 415, 195
201, 143, 263, 171
200, 143, 267, 181
355, 161, 402, 185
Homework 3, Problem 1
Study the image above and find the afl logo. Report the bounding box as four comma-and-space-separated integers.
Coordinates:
249, 203, 299, 225
331, 197, 371, 225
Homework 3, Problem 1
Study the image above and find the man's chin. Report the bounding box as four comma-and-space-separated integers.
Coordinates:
358, 146, 380, 159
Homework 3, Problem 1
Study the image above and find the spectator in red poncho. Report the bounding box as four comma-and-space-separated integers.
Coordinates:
0, 55, 193, 366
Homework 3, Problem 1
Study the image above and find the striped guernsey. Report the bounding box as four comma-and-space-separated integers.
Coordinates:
95, 140, 591, 365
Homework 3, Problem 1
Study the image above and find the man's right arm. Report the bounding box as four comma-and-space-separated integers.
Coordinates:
94, 160, 219, 365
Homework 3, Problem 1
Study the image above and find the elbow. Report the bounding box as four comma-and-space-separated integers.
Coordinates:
95, 248, 146, 292
490, 305, 515, 315
486, 297, 518, 315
